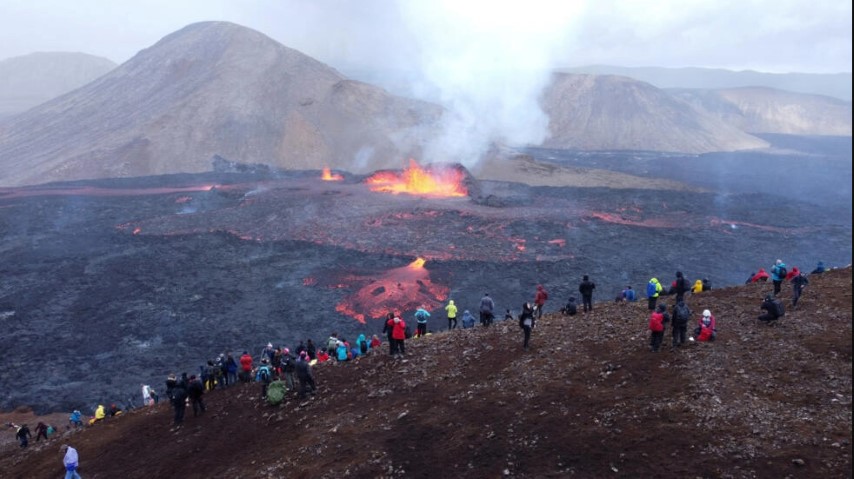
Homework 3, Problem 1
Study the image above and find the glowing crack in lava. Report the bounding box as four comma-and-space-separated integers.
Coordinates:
333, 257, 449, 324
321, 167, 343, 181
365, 159, 467, 197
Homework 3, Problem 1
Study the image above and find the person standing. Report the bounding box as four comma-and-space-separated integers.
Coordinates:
534, 284, 549, 318
14, 423, 31, 448
648, 304, 669, 352
671, 300, 692, 349
578, 276, 596, 313
791, 271, 809, 307
414, 305, 430, 337
673, 272, 690, 303
142, 384, 153, 406
62, 444, 82, 479
390, 314, 407, 358
295, 352, 317, 399
479, 293, 495, 327
187, 375, 206, 417
34, 422, 49, 442
383, 313, 396, 356
239, 351, 253, 383
445, 300, 458, 330
518, 302, 535, 351
646, 278, 663, 311
771, 259, 787, 296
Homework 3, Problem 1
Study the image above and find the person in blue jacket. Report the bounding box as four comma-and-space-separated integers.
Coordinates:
461, 310, 476, 329
771, 259, 787, 296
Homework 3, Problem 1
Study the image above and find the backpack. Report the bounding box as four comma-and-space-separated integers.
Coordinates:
773, 300, 786, 317
404, 325, 413, 339
266, 380, 286, 406
258, 366, 271, 383
675, 304, 691, 323
777, 266, 787, 279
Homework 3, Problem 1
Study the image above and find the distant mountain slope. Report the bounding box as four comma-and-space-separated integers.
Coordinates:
0, 22, 441, 187
541, 73, 769, 153
672, 87, 853, 136
0, 52, 116, 118
561, 65, 853, 101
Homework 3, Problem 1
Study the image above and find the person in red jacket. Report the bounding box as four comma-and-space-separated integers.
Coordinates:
648, 303, 669, 352
534, 284, 549, 318
386, 314, 407, 359
692, 309, 717, 342
239, 351, 253, 383
785, 266, 800, 281
751, 269, 770, 283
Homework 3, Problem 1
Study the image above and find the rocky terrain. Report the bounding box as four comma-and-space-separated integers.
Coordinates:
1, 267, 850, 478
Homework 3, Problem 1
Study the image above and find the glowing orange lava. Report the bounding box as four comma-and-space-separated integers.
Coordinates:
321, 167, 343, 181
365, 159, 467, 197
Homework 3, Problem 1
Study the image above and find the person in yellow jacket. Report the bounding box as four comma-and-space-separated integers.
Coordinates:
692, 279, 703, 294
646, 278, 663, 311
445, 299, 458, 330
88, 404, 106, 425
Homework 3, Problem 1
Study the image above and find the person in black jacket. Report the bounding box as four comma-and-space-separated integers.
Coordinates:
671, 300, 692, 348
295, 352, 317, 399
519, 302, 536, 351
758, 294, 784, 324
791, 272, 809, 307
578, 275, 596, 313
673, 271, 690, 303
187, 375, 205, 417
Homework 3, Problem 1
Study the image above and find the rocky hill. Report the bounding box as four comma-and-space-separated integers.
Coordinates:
541, 73, 770, 153
0, 22, 442, 187
1, 268, 850, 478
672, 87, 853, 136
0, 52, 116, 119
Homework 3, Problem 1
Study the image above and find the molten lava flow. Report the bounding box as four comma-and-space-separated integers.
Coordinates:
321, 167, 343, 181
333, 257, 448, 324
365, 159, 467, 197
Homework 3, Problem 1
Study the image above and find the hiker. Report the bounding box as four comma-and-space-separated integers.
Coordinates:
295, 340, 307, 358
622, 286, 637, 302
34, 422, 49, 442
534, 284, 549, 318
785, 266, 800, 281
751, 269, 770, 283
142, 384, 153, 406
479, 293, 495, 326
388, 313, 407, 358
261, 343, 275, 363
256, 358, 273, 399
693, 309, 717, 341
187, 375, 205, 416
108, 404, 121, 417
383, 313, 396, 355
306, 339, 317, 360
280, 348, 297, 391
792, 271, 809, 307
811, 261, 826, 274
316, 349, 330, 362
673, 271, 690, 303
578, 275, 595, 313
239, 351, 253, 383
771, 259, 788, 296
519, 302, 536, 351
745, 272, 755, 284
326, 333, 340, 357
166, 373, 188, 427
370, 334, 381, 350
205, 360, 219, 391
691, 279, 703, 293
701, 278, 711, 291
336, 338, 349, 361
296, 352, 317, 399
758, 294, 785, 324
560, 297, 578, 315
504, 309, 514, 322
62, 444, 82, 479
647, 278, 663, 310
671, 300, 692, 348
648, 303, 669, 352
445, 299, 458, 330
461, 310, 476, 329
414, 305, 430, 337
15, 423, 31, 448
91, 405, 105, 425
357, 334, 369, 356
69, 410, 83, 428
225, 353, 238, 387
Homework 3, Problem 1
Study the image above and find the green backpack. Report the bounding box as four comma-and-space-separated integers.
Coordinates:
266, 380, 286, 406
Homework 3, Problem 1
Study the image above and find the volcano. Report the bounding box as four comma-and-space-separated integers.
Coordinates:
0, 141, 850, 414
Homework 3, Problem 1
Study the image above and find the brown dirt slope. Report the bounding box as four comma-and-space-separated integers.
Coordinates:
1, 268, 851, 478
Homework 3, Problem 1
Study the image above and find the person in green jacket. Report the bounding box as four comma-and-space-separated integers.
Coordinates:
445, 300, 458, 330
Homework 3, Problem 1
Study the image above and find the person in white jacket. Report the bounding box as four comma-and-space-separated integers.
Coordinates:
62, 444, 82, 479
141, 384, 153, 406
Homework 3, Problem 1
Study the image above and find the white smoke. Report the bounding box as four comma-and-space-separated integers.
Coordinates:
396, 1, 584, 166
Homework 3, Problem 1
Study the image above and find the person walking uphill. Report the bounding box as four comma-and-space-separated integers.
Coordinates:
519, 302, 536, 351
791, 271, 809, 307
771, 259, 787, 296
578, 275, 596, 313
534, 284, 549, 318
414, 305, 430, 337
62, 444, 82, 479
445, 300, 458, 330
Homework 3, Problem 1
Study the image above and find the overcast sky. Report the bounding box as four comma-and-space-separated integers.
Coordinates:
0, 0, 851, 74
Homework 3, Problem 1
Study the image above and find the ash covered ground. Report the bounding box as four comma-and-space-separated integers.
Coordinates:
0, 141, 850, 413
